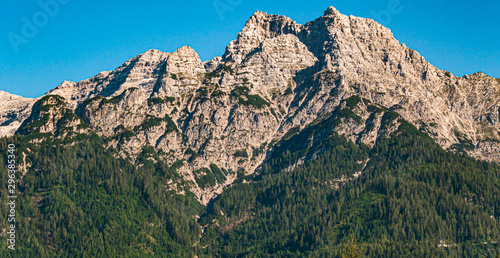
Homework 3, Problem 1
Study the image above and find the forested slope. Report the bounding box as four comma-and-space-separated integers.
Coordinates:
1, 100, 499, 257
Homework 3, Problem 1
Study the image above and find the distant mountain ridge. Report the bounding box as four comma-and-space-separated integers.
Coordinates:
2, 6, 500, 204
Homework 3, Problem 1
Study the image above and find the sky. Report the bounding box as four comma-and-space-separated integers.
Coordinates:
0, 0, 499, 98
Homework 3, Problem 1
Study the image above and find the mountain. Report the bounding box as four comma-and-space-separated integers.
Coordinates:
3, 6, 500, 204
1, 6, 500, 257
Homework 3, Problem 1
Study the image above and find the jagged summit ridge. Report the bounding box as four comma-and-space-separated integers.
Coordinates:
45, 46, 206, 109
2, 6, 500, 204
223, 10, 302, 64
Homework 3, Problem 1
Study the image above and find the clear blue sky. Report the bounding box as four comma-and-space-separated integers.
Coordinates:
1, 0, 499, 98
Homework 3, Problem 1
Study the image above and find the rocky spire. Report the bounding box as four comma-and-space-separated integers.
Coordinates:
222, 10, 302, 64
165, 46, 205, 75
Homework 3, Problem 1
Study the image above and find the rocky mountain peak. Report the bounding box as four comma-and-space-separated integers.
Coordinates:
133, 49, 169, 69
0, 91, 32, 102
165, 46, 205, 75
324, 6, 340, 16
223, 10, 301, 64
57, 80, 76, 88
174, 45, 197, 56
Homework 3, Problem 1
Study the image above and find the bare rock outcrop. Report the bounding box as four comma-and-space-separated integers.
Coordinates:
0, 91, 35, 136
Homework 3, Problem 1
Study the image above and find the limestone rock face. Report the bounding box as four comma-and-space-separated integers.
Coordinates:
0, 91, 35, 136
76, 88, 148, 137
3, 6, 500, 204
46, 49, 170, 109
165, 46, 206, 75
223, 11, 302, 64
